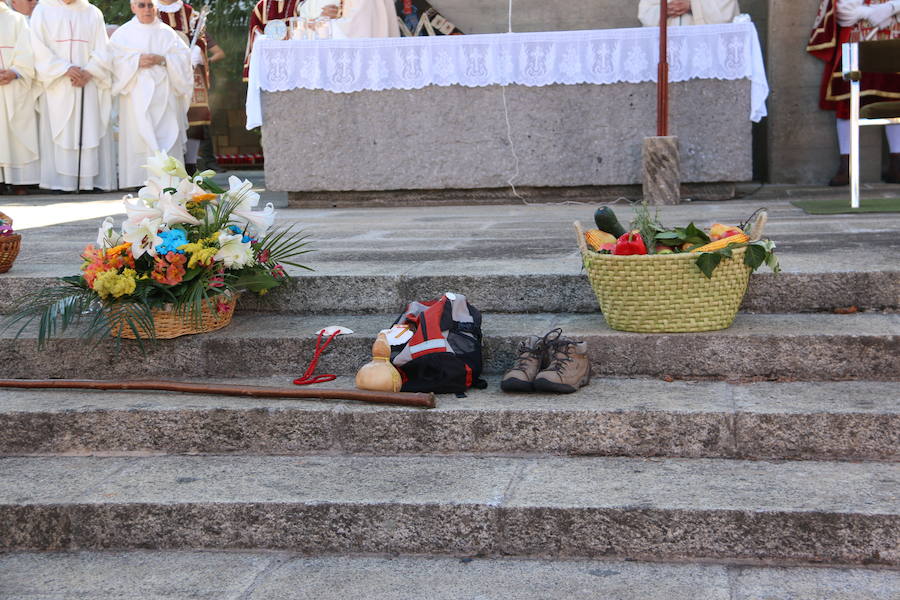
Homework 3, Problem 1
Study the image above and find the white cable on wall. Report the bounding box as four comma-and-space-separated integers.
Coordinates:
502, 0, 527, 202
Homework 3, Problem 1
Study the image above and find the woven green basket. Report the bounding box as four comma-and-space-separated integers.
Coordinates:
575, 221, 751, 333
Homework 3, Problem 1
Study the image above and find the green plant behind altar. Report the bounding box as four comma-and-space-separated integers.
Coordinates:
3, 154, 312, 347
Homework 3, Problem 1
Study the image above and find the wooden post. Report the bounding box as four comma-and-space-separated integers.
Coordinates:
644, 1, 680, 204
657, 0, 669, 136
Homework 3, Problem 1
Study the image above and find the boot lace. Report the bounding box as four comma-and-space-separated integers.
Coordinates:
545, 341, 578, 373
513, 328, 563, 370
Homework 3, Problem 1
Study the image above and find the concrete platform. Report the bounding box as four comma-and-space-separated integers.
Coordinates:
1, 378, 897, 461
1, 551, 898, 600
1, 454, 897, 564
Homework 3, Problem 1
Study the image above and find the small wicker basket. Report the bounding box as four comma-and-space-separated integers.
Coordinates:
112, 293, 239, 340
0, 211, 20, 273
575, 221, 752, 333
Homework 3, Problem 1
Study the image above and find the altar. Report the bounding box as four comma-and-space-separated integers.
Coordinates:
247, 22, 768, 196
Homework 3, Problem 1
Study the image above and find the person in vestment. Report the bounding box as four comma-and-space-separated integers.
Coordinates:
807, 0, 900, 185
30, 0, 116, 192
299, 0, 399, 38
156, 0, 224, 175
638, 0, 740, 27
242, 0, 300, 82
0, 0, 40, 189
10, 0, 39, 19
106, 0, 192, 188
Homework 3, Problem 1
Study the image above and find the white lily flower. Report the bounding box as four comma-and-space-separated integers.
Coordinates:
136, 181, 164, 207
232, 202, 276, 237
124, 195, 163, 224
95, 216, 122, 248
144, 151, 189, 181
225, 175, 259, 210
122, 217, 163, 259
159, 194, 201, 227
214, 232, 254, 269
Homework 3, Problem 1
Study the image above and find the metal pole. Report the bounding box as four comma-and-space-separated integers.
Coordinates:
75, 85, 85, 194
847, 42, 860, 209
657, 0, 669, 137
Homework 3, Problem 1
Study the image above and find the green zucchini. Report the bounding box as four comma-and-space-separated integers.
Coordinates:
593, 207, 627, 238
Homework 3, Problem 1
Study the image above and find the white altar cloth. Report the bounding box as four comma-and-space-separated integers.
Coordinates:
246, 22, 768, 129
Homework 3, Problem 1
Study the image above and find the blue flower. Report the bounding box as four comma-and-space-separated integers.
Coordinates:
155, 229, 189, 255
229, 225, 253, 243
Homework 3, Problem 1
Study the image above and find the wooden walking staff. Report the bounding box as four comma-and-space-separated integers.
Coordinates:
657, 0, 668, 136
0, 379, 437, 409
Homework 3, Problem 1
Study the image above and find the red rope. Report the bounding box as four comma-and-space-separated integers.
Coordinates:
293, 330, 339, 385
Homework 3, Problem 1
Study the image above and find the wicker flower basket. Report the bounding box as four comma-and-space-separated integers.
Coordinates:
0, 210, 20, 273
575, 221, 752, 333
112, 293, 239, 340
0, 233, 21, 274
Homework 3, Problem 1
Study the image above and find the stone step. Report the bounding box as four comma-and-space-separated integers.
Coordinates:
2, 312, 897, 381
1, 378, 897, 462
1, 269, 898, 315
1, 455, 897, 565
1, 551, 898, 599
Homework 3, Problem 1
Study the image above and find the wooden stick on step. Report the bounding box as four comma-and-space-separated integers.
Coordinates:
0, 379, 436, 409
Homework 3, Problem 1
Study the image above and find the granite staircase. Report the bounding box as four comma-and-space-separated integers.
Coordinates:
0, 198, 898, 598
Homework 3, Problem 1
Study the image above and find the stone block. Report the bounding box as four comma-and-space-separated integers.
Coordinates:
262, 80, 752, 192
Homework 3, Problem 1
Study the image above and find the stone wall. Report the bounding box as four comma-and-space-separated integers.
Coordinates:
262, 79, 751, 192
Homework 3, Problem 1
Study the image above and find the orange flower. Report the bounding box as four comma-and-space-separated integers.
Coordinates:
191, 193, 218, 203
151, 251, 187, 286
81, 243, 135, 287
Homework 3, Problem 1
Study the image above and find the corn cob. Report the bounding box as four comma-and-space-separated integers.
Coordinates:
584, 229, 616, 251
691, 232, 750, 253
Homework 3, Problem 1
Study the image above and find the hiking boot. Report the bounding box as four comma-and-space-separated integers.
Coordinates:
533, 339, 591, 394
500, 328, 562, 392
828, 155, 849, 187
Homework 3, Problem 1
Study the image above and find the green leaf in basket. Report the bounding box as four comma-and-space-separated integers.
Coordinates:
695, 252, 723, 279
682, 222, 710, 245
743, 244, 768, 270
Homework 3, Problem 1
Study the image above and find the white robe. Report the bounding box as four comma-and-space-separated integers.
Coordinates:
0, 3, 39, 184
30, 0, 115, 191
638, 0, 741, 27
299, 0, 399, 39
106, 17, 191, 188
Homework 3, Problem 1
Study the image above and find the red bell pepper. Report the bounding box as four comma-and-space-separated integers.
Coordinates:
613, 231, 647, 255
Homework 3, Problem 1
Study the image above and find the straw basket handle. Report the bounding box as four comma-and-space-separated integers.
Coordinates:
574, 220, 589, 255
748, 209, 768, 242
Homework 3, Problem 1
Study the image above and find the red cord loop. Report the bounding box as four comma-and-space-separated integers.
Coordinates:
293, 330, 339, 386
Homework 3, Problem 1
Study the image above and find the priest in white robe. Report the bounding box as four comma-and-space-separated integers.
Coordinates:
638, 0, 740, 27
106, 0, 192, 188
0, 1, 40, 185
30, 0, 116, 191
299, 0, 399, 39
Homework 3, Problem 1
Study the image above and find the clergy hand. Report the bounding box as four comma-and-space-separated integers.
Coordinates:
667, 0, 691, 17
320, 4, 341, 18
140, 54, 164, 69
0, 70, 16, 86
65, 65, 82, 85
71, 69, 93, 88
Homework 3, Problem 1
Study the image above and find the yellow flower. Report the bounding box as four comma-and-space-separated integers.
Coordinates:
179, 233, 222, 269
91, 269, 137, 299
